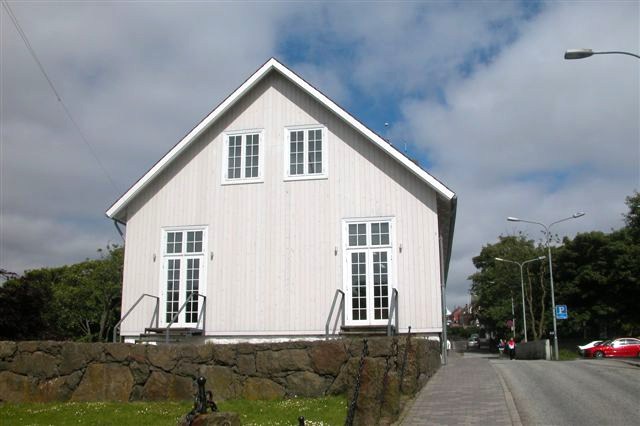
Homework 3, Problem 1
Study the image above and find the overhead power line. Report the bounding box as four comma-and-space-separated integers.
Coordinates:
1, 0, 118, 191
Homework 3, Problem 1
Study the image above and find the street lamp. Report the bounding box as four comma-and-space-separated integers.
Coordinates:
507, 212, 585, 360
564, 48, 640, 60
495, 255, 546, 342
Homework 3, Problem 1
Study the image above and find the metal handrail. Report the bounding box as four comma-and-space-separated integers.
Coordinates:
325, 289, 345, 337
387, 288, 399, 336
113, 293, 159, 342
165, 293, 207, 343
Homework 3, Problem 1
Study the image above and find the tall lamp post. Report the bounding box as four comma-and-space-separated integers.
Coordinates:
564, 48, 640, 60
495, 255, 546, 342
507, 212, 585, 360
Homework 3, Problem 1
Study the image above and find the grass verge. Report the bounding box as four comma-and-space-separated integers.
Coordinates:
558, 348, 580, 361
0, 395, 347, 426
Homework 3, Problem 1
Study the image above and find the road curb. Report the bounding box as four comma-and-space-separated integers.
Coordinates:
493, 363, 523, 426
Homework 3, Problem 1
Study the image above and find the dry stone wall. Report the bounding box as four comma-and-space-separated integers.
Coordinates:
0, 337, 441, 425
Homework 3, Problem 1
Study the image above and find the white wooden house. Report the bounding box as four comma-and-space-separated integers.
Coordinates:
106, 58, 456, 342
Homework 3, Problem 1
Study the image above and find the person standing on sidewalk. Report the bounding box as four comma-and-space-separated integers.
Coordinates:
507, 337, 516, 360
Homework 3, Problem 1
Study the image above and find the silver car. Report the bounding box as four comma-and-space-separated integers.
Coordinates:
467, 336, 479, 349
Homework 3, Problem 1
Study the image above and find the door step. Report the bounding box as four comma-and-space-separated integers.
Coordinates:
138, 327, 203, 344
340, 325, 391, 336
144, 327, 203, 335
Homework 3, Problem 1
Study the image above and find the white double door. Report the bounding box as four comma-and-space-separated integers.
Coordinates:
161, 228, 206, 327
343, 219, 394, 326
163, 256, 204, 327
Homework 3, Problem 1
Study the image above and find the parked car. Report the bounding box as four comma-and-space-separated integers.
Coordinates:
467, 335, 479, 350
577, 340, 603, 356
583, 338, 640, 359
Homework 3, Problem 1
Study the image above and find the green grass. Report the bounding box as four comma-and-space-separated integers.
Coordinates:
0, 396, 347, 426
558, 348, 580, 361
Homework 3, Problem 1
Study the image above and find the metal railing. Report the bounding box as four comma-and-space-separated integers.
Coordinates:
165, 293, 207, 343
325, 289, 345, 337
387, 288, 399, 336
113, 293, 159, 342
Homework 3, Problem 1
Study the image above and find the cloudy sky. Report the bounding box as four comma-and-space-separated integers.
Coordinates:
1, 1, 638, 308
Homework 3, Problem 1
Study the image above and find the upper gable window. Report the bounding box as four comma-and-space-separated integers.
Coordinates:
222, 130, 264, 184
284, 125, 327, 180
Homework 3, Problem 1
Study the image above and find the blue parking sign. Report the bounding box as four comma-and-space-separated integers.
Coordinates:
556, 305, 568, 320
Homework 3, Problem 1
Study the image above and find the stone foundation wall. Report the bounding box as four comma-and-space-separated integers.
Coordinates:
0, 337, 441, 424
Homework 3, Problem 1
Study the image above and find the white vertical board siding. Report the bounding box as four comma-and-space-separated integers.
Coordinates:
119, 72, 442, 337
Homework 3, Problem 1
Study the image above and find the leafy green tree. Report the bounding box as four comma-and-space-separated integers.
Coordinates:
470, 192, 640, 341
0, 273, 52, 339
469, 235, 549, 340
0, 245, 123, 341
555, 226, 639, 337
623, 191, 640, 241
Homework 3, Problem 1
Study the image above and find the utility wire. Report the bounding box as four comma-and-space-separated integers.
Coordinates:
1, 0, 118, 191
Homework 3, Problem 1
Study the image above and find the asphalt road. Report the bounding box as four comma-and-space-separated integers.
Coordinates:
493, 357, 640, 426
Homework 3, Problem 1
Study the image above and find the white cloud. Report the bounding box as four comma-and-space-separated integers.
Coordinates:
400, 2, 639, 307
1, 1, 637, 314
1, 2, 295, 272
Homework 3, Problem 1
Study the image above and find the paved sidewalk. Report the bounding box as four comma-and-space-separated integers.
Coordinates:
399, 352, 520, 425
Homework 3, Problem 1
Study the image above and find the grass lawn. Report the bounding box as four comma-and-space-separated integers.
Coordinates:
558, 348, 580, 361
0, 396, 347, 426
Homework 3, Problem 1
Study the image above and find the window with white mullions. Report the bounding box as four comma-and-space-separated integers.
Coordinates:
348, 223, 367, 247
351, 252, 367, 321
245, 133, 260, 178
223, 131, 263, 183
186, 231, 203, 253
162, 228, 207, 327
166, 231, 183, 254
285, 126, 327, 179
308, 129, 322, 174
343, 218, 395, 325
373, 251, 389, 320
166, 259, 181, 323
227, 135, 242, 179
290, 130, 304, 175
371, 222, 390, 246
185, 258, 200, 323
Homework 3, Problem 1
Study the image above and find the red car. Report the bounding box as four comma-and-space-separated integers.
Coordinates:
584, 338, 640, 358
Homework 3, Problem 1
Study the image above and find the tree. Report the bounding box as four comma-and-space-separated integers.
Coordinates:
623, 191, 640, 242
555, 227, 639, 337
0, 245, 123, 341
468, 235, 549, 340
470, 192, 640, 341
0, 273, 52, 339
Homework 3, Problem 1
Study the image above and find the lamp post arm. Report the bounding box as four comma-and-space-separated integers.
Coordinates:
593, 51, 640, 59
548, 216, 577, 231
496, 258, 519, 267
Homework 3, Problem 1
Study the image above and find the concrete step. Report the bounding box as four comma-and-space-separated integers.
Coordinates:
340, 325, 391, 336
144, 327, 203, 336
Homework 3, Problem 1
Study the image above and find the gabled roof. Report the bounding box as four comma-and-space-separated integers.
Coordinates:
106, 57, 455, 221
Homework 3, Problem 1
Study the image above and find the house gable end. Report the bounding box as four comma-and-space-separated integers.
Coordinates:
106, 58, 454, 222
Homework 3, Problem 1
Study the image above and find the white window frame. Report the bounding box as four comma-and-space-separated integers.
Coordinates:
341, 217, 396, 326
159, 226, 208, 328
283, 124, 328, 181
222, 129, 265, 185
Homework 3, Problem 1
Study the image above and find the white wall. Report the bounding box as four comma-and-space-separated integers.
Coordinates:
119, 72, 443, 337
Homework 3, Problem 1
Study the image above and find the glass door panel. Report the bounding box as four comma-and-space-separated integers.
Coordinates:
165, 259, 181, 323
350, 252, 367, 322
373, 251, 390, 321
